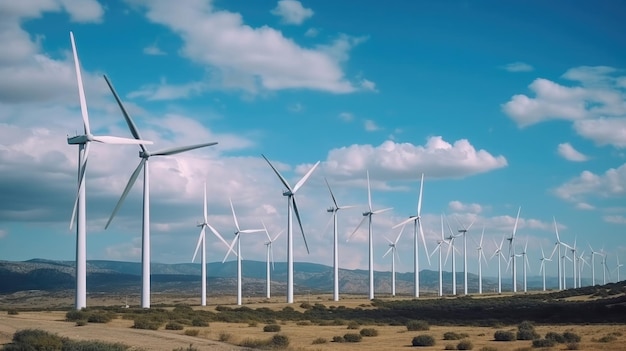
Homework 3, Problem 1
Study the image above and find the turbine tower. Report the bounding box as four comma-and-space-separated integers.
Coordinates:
324, 178, 355, 302
103, 75, 217, 308
588, 244, 602, 286
262, 223, 282, 299
191, 183, 231, 306
349, 171, 392, 300
569, 238, 578, 289
444, 217, 460, 295
601, 252, 609, 284
392, 173, 429, 298
383, 225, 405, 297
474, 227, 487, 294
552, 217, 566, 290
613, 256, 623, 282
520, 238, 530, 293
262, 155, 320, 303
506, 207, 521, 293
538, 244, 552, 291
66, 32, 151, 310
490, 236, 506, 294
222, 199, 264, 305
429, 215, 448, 297
456, 216, 475, 296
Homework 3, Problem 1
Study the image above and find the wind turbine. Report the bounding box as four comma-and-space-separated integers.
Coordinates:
262, 155, 320, 303
103, 75, 217, 308
66, 32, 151, 310
569, 238, 578, 288
455, 216, 475, 296
444, 217, 460, 295
324, 178, 355, 302
222, 199, 264, 306
348, 170, 392, 300
392, 173, 429, 298
612, 256, 623, 282
588, 244, 602, 285
538, 244, 552, 291
520, 238, 531, 293
551, 217, 571, 290
383, 225, 406, 297
262, 222, 283, 299
601, 252, 610, 284
490, 236, 506, 294
429, 215, 449, 297
473, 226, 488, 294
506, 207, 521, 293
191, 183, 232, 306
577, 250, 589, 287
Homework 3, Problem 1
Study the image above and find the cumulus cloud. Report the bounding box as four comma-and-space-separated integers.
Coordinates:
557, 142, 589, 162
364, 119, 380, 132
448, 201, 483, 214
554, 163, 626, 202
576, 202, 595, 210
129, 0, 362, 94
143, 44, 166, 56
320, 137, 508, 180
604, 215, 626, 224
360, 79, 377, 92
502, 66, 626, 148
129, 80, 207, 101
502, 62, 534, 72
271, 0, 313, 25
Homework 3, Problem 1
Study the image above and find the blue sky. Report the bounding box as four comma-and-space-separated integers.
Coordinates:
0, 0, 625, 285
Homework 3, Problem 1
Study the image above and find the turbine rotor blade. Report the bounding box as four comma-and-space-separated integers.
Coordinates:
102, 74, 147, 154
222, 234, 239, 263
203, 183, 208, 222
262, 154, 293, 192
373, 207, 392, 215
70, 142, 90, 230
105, 158, 145, 229
383, 246, 393, 258
206, 223, 234, 256
70, 32, 90, 135
292, 196, 310, 254
417, 173, 424, 216
419, 218, 430, 265
512, 206, 521, 238
292, 161, 320, 194
90, 135, 152, 145
229, 198, 240, 232
392, 216, 415, 229
348, 216, 367, 242
324, 177, 339, 209
192, 227, 205, 262
395, 223, 406, 244
151, 142, 217, 157
366, 170, 372, 212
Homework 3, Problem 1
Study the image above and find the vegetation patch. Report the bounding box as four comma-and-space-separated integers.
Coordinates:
312, 337, 327, 344
263, 323, 281, 332
165, 321, 184, 330
360, 327, 379, 337
444, 331, 470, 340
406, 319, 430, 331
412, 334, 435, 346
456, 339, 473, 350
184, 329, 200, 337
332, 335, 345, 343
516, 321, 539, 340
343, 333, 362, 342
532, 338, 556, 348
3, 329, 129, 351
493, 330, 515, 341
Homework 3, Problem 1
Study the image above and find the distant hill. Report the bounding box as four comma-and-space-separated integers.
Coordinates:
0, 258, 527, 296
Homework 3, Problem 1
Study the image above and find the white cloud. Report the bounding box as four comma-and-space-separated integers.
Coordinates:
574, 118, 626, 148
448, 201, 483, 214
304, 28, 318, 37
319, 137, 508, 180
143, 44, 166, 56
129, 80, 207, 101
555, 163, 626, 202
364, 119, 379, 132
576, 202, 595, 210
59, 0, 104, 23
339, 112, 353, 122
557, 142, 589, 162
288, 102, 303, 112
271, 0, 314, 25
0, 228, 6, 239
604, 215, 626, 224
129, 0, 360, 94
360, 79, 377, 92
502, 62, 534, 72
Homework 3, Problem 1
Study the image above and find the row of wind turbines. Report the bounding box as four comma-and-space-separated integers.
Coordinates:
66, 32, 621, 311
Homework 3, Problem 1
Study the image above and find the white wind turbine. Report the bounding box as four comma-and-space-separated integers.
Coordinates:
473, 227, 488, 294
520, 238, 531, 293
324, 178, 355, 302
66, 32, 151, 310
348, 170, 392, 300
222, 199, 264, 306
551, 217, 571, 290
262, 222, 283, 299
588, 244, 602, 286
601, 252, 610, 284
429, 215, 449, 297
392, 173, 430, 298
383, 225, 406, 297
612, 256, 623, 282
191, 183, 232, 306
455, 216, 475, 296
568, 237, 578, 288
262, 155, 320, 303
538, 244, 552, 291
506, 207, 521, 293
490, 236, 506, 294
577, 250, 589, 287
103, 75, 217, 308
444, 218, 461, 295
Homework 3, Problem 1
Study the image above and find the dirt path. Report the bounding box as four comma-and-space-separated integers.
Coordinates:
0, 312, 245, 351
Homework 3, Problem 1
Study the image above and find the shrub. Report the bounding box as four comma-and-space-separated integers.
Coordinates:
343, 333, 362, 342
598, 334, 617, 342
494, 330, 515, 341
563, 331, 581, 343
191, 318, 209, 327
347, 321, 360, 329
75, 320, 87, 326
240, 338, 267, 348
87, 310, 115, 323
444, 331, 469, 340
133, 317, 162, 330
412, 334, 435, 346
218, 332, 232, 342
165, 322, 184, 330
517, 321, 539, 340
545, 331, 565, 343
457, 340, 473, 350
332, 335, 345, 343
263, 323, 281, 332
63, 340, 129, 350
312, 337, 327, 344
360, 328, 378, 337
300, 302, 312, 309
7, 309, 19, 315
532, 338, 556, 348
11, 329, 64, 350
184, 329, 200, 337
406, 320, 430, 331
270, 334, 290, 348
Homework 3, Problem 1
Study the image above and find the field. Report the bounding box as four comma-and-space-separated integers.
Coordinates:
2, 289, 626, 350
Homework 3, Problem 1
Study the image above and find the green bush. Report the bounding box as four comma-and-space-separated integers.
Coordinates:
87, 311, 115, 323
444, 331, 469, 340
296, 320, 311, 326
191, 318, 209, 327
300, 302, 312, 309
360, 328, 379, 337
312, 337, 327, 344
563, 331, 581, 343
532, 338, 556, 348
166, 322, 184, 330
347, 321, 360, 329
545, 331, 565, 343
63, 340, 129, 351
75, 320, 87, 327
457, 340, 473, 350
517, 321, 539, 340
406, 320, 430, 331
332, 335, 345, 343
10, 329, 64, 350
133, 317, 162, 330
494, 330, 515, 341
184, 329, 200, 337
343, 333, 362, 342
7, 309, 19, 315
263, 323, 281, 332
412, 334, 435, 346
269, 334, 290, 348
